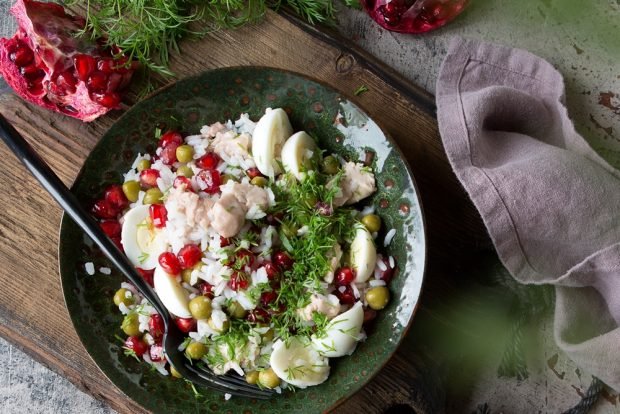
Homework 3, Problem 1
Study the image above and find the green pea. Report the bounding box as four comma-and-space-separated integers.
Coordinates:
361, 214, 381, 233
176, 165, 194, 178
281, 222, 298, 239
208, 317, 229, 334
245, 370, 259, 385
321, 155, 339, 175
185, 341, 207, 360
365, 286, 390, 310
113, 288, 134, 307
302, 194, 318, 208
221, 174, 236, 185
170, 365, 183, 378
143, 188, 163, 205
259, 368, 280, 389
176, 145, 194, 163
227, 301, 247, 319
251, 176, 268, 187
122, 180, 140, 203
262, 328, 274, 343
121, 313, 140, 337
137, 159, 151, 172
189, 296, 212, 320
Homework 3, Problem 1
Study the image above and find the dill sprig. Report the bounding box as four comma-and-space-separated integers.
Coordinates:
67, 0, 359, 78
268, 169, 357, 341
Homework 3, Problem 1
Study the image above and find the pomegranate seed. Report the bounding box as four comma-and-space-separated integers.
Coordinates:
74, 54, 96, 81
335, 267, 356, 286
219, 236, 231, 247
173, 176, 192, 191
235, 249, 255, 268
198, 282, 214, 299
316, 201, 333, 216
175, 317, 196, 333
335, 285, 355, 305
149, 204, 168, 228
195, 152, 221, 170
177, 244, 202, 269
379, 257, 396, 283
149, 343, 164, 362
10, 44, 34, 67
148, 314, 165, 340
92, 92, 121, 108
247, 308, 270, 324
260, 290, 278, 307
106, 72, 123, 93
123, 336, 148, 357
87, 70, 108, 93
111, 236, 123, 251
20, 65, 44, 81
136, 267, 154, 287
97, 57, 115, 73
363, 308, 377, 324
139, 168, 160, 188
246, 167, 263, 180
195, 169, 221, 194
262, 262, 280, 280
99, 220, 121, 237
158, 252, 181, 275
160, 143, 179, 165
92, 198, 119, 219
27, 81, 45, 96
104, 185, 129, 210
273, 251, 294, 270
55, 70, 77, 93
159, 131, 183, 149
229, 272, 249, 291
268, 302, 286, 315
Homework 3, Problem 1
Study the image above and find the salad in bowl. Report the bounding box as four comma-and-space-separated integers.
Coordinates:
92, 107, 397, 393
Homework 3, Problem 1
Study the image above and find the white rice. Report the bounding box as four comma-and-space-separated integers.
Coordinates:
377, 258, 387, 272
389, 255, 395, 269
224, 393, 232, 401
369, 279, 386, 287
384, 229, 396, 247
99, 267, 111, 275
84, 262, 95, 275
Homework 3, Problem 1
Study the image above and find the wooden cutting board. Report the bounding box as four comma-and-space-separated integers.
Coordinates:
0, 9, 490, 414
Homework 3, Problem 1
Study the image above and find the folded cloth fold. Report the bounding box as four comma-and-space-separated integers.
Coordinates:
436, 36, 620, 390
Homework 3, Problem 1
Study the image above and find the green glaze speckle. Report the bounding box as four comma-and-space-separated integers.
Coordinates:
58, 67, 426, 413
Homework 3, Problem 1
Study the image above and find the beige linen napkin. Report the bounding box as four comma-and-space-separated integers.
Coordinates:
436, 36, 620, 390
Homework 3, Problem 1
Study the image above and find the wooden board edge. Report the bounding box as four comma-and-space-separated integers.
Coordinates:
278, 9, 437, 116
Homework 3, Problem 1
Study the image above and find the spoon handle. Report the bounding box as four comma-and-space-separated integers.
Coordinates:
0, 114, 171, 323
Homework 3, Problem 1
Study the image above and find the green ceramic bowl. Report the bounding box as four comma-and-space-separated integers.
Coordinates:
59, 67, 426, 413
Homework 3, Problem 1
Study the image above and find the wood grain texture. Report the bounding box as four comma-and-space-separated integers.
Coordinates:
0, 9, 489, 414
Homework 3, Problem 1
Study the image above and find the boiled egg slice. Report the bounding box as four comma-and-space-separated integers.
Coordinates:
281, 131, 317, 181
251, 108, 293, 177
120, 204, 168, 270
349, 226, 376, 283
311, 302, 364, 357
269, 336, 330, 388
153, 265, 192, 318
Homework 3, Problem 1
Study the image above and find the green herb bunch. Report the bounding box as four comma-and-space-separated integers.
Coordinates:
67, 0, 361, 78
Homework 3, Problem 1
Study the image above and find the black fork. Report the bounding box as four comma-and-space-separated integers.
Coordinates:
0, 114, 273, 400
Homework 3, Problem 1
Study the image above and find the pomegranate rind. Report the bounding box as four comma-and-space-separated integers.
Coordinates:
0, 0, 128, 122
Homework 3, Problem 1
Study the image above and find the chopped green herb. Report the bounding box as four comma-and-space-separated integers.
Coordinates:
138, 252, 149, 264
354, 85, 369, 96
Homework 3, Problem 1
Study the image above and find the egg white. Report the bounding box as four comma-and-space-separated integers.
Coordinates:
120, 204, 168, 270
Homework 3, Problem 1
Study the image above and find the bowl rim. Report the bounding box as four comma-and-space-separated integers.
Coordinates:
58, 64, 429, 413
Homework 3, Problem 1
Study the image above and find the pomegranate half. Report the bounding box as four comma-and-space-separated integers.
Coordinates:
0, 0, 137, 121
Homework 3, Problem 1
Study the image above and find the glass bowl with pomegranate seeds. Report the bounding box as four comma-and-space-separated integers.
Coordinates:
91, 107, 399, 393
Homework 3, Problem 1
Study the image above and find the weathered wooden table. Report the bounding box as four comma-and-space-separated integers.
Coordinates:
1, 1, 619, 413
